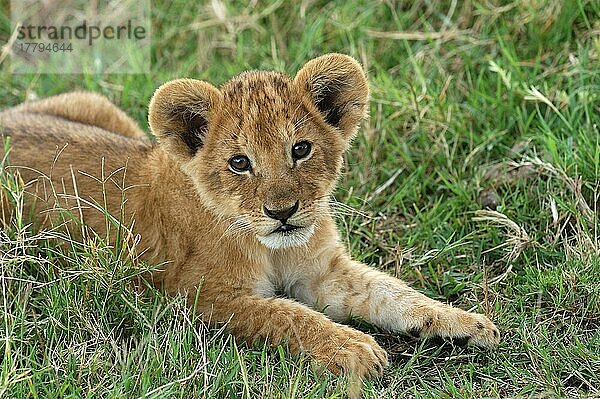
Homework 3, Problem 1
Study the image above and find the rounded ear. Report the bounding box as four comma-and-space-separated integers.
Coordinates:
294, 53, 369, 140
148, 79, 222, 161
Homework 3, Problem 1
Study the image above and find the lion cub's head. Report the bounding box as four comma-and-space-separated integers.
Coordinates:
148, 54, 369, 249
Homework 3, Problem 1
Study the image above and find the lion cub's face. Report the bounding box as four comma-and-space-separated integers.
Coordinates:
149, 54, 369, 249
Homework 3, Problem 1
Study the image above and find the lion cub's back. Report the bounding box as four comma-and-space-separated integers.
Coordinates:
0, 110, 151, 233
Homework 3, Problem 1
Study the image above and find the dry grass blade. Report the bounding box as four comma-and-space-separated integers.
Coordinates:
523, 86, 573, 131
473, 209, 532, 262
366, 168, 403, 202
483, 156, 596, 226
0, 23, 21, 67
364, 29, 470, 42
525, 156, 596, 225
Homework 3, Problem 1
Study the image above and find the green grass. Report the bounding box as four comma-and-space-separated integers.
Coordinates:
1, 0, 599, 397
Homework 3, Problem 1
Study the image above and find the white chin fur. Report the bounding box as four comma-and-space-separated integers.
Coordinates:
257, 225, 315, 250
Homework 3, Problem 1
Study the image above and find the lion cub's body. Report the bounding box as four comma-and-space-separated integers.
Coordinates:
0, 54, 499, 382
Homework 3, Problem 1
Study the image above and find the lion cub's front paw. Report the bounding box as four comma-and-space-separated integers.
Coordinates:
413, 307, 500, 348
312, 325, 388, 378
464, 313, 500, 348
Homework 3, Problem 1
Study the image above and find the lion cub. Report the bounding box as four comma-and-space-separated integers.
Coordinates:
0, 54, 499, 380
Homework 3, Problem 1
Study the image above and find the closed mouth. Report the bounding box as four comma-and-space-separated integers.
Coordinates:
273, 224, 301, 234
257, 223, 315, 249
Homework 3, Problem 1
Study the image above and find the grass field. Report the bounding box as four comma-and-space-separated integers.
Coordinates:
1, 0, 599, 398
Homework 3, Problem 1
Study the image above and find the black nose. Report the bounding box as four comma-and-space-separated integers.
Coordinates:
263, 201, 299, 222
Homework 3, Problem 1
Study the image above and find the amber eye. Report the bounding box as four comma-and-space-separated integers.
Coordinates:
292, 141, 312, 160
229, 155, 251, 173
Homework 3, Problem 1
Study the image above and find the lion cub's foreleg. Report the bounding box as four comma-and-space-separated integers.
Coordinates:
204, 291, 388, 377
296, 252, 500, 348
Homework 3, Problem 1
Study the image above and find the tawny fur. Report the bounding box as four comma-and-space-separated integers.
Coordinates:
0, 54, 500, 383
7, 91, 147, 140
